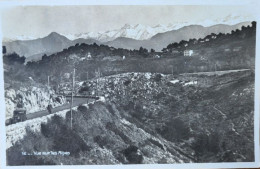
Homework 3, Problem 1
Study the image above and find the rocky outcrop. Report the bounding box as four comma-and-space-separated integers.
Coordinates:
5, 86, 66, 120
79, 70, 254, 162
6, 101, 193, 165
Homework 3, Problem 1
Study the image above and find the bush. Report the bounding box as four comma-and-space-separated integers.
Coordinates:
77, 104, 88, 112
94, 135, 108, 148
124, 80, 131, 86
191, 132, 221, 156
52, 126, 91, 157
154, 74, 162, 82
78, 86, 90, 93
159, 118, 190, 142
123, 145, 143, 164
148, 138, 164, 150
41, 114, 91, 157
106, 122, 132, 144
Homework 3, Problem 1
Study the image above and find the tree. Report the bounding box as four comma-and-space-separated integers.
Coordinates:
178, 40, 188, 48
211, 33, 217, 37
217, 33, 224, 38
138, 47, 148, 56
42, 54, 48, 61
3, 53, 25, 65
150, 48, 155, 53
2, 46, 6, 54
252, 21, 256, 28
188, 38, 197, 45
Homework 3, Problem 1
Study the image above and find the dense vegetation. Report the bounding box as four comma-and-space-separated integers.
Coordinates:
4, 21, 256, 164
7, 101, 193, 165
2, 21, 256, 92
79, 71, 255, 162
6, 70, 255, 164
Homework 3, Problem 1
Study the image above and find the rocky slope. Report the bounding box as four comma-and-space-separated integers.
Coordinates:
5, 86, 66, 120
78, 70, 254, 162
6, 101, 193, 165
5, 70, 254, 164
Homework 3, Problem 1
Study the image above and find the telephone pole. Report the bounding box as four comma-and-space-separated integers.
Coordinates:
70, 68, 75, 129
48, 76, 50, 88
47, 76, 51, 104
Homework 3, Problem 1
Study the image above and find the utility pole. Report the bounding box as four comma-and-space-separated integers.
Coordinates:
48, 76, 51, 104
70, 68, 75, 129
48, 76, 50, 88
95, 68, 100, 96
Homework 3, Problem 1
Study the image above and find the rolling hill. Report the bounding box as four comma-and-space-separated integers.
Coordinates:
3, 22, 251, 61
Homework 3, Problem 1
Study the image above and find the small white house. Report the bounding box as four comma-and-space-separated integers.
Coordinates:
87, 52, 92, 59
122, 56, 126, 60
184, 50, 194, 56
224, 48, 231, 52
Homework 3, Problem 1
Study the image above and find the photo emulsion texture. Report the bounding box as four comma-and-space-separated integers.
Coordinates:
2, 6, 256, 165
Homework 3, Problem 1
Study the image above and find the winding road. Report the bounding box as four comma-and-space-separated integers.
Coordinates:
26, 97, 94, 120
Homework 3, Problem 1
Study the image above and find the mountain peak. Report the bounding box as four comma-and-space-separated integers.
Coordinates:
134, 24, 146, 29
122, 24, 132, 29
47, 32, 61, 37
45, 32, 70, 41
153, 24, 163, 28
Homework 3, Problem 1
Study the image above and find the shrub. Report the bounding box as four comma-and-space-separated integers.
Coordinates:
94, 135, 108, 148
159, 118, 190, 142
106, 122, 132, 144
191, 132, 221, 157
78, 86, 90, 93
41, 114, 91, 157
124, 80, 131, 86
123, 145, 143, 164
77, 104, 88, 112
154, 74, 162, 82
148, 138, 164, 150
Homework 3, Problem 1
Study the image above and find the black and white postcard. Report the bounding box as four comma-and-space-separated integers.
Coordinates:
0, 0, 259, 168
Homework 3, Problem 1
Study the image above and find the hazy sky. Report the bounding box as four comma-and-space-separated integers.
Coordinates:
1, 5, 255, 38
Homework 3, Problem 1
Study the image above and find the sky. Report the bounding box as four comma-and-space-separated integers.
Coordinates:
1, 5, 256, 39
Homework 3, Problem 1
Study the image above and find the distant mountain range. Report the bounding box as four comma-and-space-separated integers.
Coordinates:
62, 23, 185, 42
3, 22, 251, 61
3, 32, 100, 62
105, 22, 251, 51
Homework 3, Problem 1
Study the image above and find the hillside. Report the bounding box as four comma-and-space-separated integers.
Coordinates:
2, 21, 255, 94
7, 100, 193, 165
78, 70, 254, 162
2, 32, 101, 60
6, 70, 254, 164
106, 22, 251, 51
3, 22, 250, 61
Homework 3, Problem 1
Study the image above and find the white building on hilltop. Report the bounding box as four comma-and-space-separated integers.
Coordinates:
87, 52, 92, 59
184, 50, 194, 57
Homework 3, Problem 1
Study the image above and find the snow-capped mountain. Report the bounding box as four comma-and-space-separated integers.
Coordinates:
3, 13, 250, 43
62, 16, 249, 42
64, 23, 180, 42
